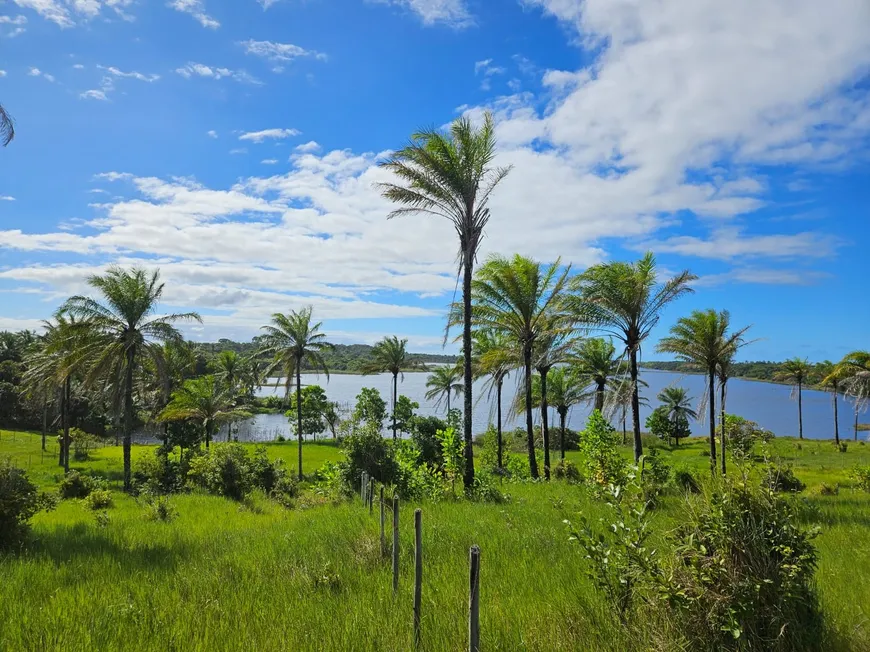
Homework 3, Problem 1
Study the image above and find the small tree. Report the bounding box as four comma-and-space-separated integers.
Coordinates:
285, 385, 329, 441
1, 458, 55, 549
392, 395, 419, 435
353, 387, 387, 430
437, 427, 465, 497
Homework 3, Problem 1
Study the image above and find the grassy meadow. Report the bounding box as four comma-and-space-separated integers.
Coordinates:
1, 430, 869, 651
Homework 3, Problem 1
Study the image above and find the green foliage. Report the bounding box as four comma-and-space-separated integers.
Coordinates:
673, 467, 701, 493
58, 470, 96, 499
719, 414, 773, 459
83, 488, 114, 511
143, 494, 178, 522
578, 410, 628, 487
646, 406, 691, 444
352, 387, 386, 430
392, 395, 418, 434
851, 465, 870, 492
642, 449, 671, 487
437, 427, 465, 496
764, 463, 806, 493
285, 385, 329, 437
392, 441, 444, 501
69, 428, 98, 461
552, 459, 581, 483
409, 415, 448, 467
186, 443, 287, 501
338, 422, 397, 491
1, 458, 55, 549
249, 446, 285, 493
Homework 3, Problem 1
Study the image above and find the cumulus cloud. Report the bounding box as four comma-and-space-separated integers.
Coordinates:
167, 0, 218, 28
239, 128, 301, 143
79, 89, 108, 100
372, 0, 473, 27
239, 39, 328, 65
206, 130, 218, 138
0, 195, 15, 201
13, 0, 132, 27
175, 62, 260, 84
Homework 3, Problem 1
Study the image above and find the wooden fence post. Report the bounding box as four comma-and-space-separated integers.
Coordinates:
361, 472, 368, 503
414, 508, 422, 648
379, 486, 386, 556
392, 495, 400, 594
368, 481, 374, 514
469, 545, 480, 652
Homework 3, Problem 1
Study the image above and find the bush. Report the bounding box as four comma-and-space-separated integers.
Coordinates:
409, 415, 447, 467
83, 489, 114, 511
851, 465, 870, 492
144, 495, 178, 522
811, 483, 838, 496
673, 468, 701, 493
70, 428, 98, 461
764, 464, 805, 493
567, 480, 823, 650
340, 422, 398, 491
547, 428, 580, 451
249, 446, 286, 493
270, 475, 299, 508
468, 472, 507, 503
719, 415, 773, 461
838, 442, 848, 453
393, 441, 444, 501
58, 470, 95, 499
577, 410, 628, 487
1, 458, 55, 549
642, 449, 670, 487
187, 443, 254, 500
552, 459, 581, 483
132, 449, 187, 495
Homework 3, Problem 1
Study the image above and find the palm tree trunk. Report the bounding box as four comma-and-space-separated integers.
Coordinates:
461, 257, 475, 489
559, 408, 567, 461
123, 348, 135, 491
595, 381, 605, 412
392, 372, 398, 441
296, 358, 303, 481
708, 369, 717, 476
496, 378, 503, 470
205, 420, 212, 449
622, 408, 627, 445
833, 383, 840, 446
855, 401, 859, 441
720, 380, 726, 475
798, 381, 803, 439
524, 344, 539, 479
629, 349, 642, 464
446, 392, 451, 414
540, 369, 551, 480
41, 399, 47, 451
60, 380, 68, 470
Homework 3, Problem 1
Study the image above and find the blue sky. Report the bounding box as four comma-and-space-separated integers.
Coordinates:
0, 0, 868, 360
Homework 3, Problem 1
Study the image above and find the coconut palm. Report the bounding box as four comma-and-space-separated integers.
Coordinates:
836, 351, 870, 441
259, 306, 333, 480
571, 337, 623, 412
59, 267, 200, 490
159, 375, 251, 448
529, 366, 586, 460
818, 360, 847, 446
1, 103, 13, 147
657, 309, 750, 474
774, 358, 812, 440
472, 329, 513, 469
425, 362, 464, 414
607, 377, 650, 446
378, 112, 511, 489
360, 336, 426, 440
715, 328, 753, 472
468, 254, 571, 480
213, 350, 241, 394
569, 252, 695, 464
657, 386, 698, 445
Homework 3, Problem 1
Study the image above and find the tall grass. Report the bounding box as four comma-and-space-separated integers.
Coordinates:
1, 430, 868, 651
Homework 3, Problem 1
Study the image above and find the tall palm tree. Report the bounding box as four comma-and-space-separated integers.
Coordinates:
607, 377, 650, 446
213, 350, 241, 395
836, 351, 870, 441
1, 103, 13, 147
569, 252, 695, 464
468, 254, 571, 480
658, 309, 750, 474
818, 360, 846, 446
571, 337, 623, 412
60, 267, 200, 490
472, 330, 513, 469
259, 306, 333, 480
774, 358, 812, 440
715, 327, 752, 471
159, 375, 251, 448
528, 366, 585, 460
378, 112, 512, 489
425, 362, 464, 414
657, 386, 698, 445
360, 336, 426, 440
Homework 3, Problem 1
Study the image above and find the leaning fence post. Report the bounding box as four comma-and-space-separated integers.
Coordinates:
368, 481, 374, 514
414, 508, 422, 648
392, 495, 400, 594
361, 472, 368, 503
379, 486, 386, 555
469, 545, 480, 652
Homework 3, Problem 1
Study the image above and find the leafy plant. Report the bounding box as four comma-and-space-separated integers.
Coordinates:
1, 458, 55, 549
764, 463, 806, 493
352, 387, 387, 430
83, 489, 114, 511
552, 459, 582, 483
577, 410, 628, 487
58, 470, 95, 499
437, 426, 465, 497
851, 465, 870, 492
187, 443, 254, 501
143, 495, 178, 522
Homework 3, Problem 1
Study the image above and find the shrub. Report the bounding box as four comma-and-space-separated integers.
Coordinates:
764, 464, 805, 493
70, 428, 98, 461
393, 441, 444, 501
552, 459, 581, 483
58, 470, 95, 499
132, 449, 187, 495
83, 489, 114, 511
646, 407, 690, 445
409, 415, 447, 467
642, 449, 671, 487
719, 415, 773, 461
144, 495, 178, 522
673, 468, 701, 494
437, 426, 465, 497
270, 475, 299, 508
851, 465, 870, 492
1, 458, 55, 549
838, 442, 848, 453
547, 428, 580, 451
577, 410, 628, 487
249, 446, 286, 493
468, 472, 507, 503
811, 483, 838, 496
187, 443, 254, 501
340, 422, 398, 491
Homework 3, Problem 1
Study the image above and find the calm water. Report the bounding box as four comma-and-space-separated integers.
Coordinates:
232, 370, 868, 443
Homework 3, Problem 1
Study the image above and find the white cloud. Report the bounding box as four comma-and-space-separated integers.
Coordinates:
261, 159, 279, 165
0, 195, 15, 201
695, 268, 832, 287
13, 0, 73, 27
373, 0, 473, 27
98, 65, 160, 82
167, 0, 218, 28
239, 39, 328, 65
0, 70, 6, 77
175, 63, 260, 84
295, 140, 321, 153
79, 89, 108, 100
0, 15, 28, 24
474, 58, 506, 91
13, 0, 131, 27
207, 130, 218, 138
229, 148, 247, 155
639, 228, 840, 261
28, 67, 55, 82
43, 73, 55, 82
239, 128, 301, 143
72, 63, 84, 70
27, 67, 41, 76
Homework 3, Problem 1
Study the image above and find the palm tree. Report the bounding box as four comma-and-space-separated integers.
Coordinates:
159, 375, 251, 448
213, 350, 241, 394
657, 386, 698, 445
1, 103, 13, 147
818, 360, 846, 446
774, 358, 812, 440
572, 337, 623, 412
715, 323, 753, 472
472, 330, 513, 469
425, 362, 464, 414
259, 306, 333, 480
569, 252, 696, 464
378, 112, 512, 490
836, 351, 870, 441
607, 377, 650, 446
468, 254, 571, 480
658, 309, 750, 474
360, 336, 426, 440
530, 366, 585, 460
60, 267, 201, 490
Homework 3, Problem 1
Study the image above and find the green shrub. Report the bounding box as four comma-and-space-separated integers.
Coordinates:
340, 422, 398, 490
83, 489, 114, 511
811, 483, 838, 496
838, 442, 848, 453
409, 415, 447, 467
70, 428, 98, 461
187, 443, 254, 501
552, 459, 581, 483
1, 458, 55, 550
578, 410, 628, 487
504, 452, 534, 480
642, 449, 670, 487
249, 446, 286, 493
270, 475, 299, 508
392, 441, 444, 501
719, 415, 773, 461
437, 426, 465, 497
132, 449, 187, 495
673, 468, 701, 493
764, 464, 805, 493
58, 470, 95, 499
547, 428, 580, 451
144, 495, 178, 522
851, 465, 870, 492
468, 472, 507, 503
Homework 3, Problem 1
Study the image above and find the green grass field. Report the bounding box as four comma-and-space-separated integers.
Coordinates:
1, 430, 869, 651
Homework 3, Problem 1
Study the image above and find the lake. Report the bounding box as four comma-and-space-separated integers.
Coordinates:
229, 370, 868, 443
